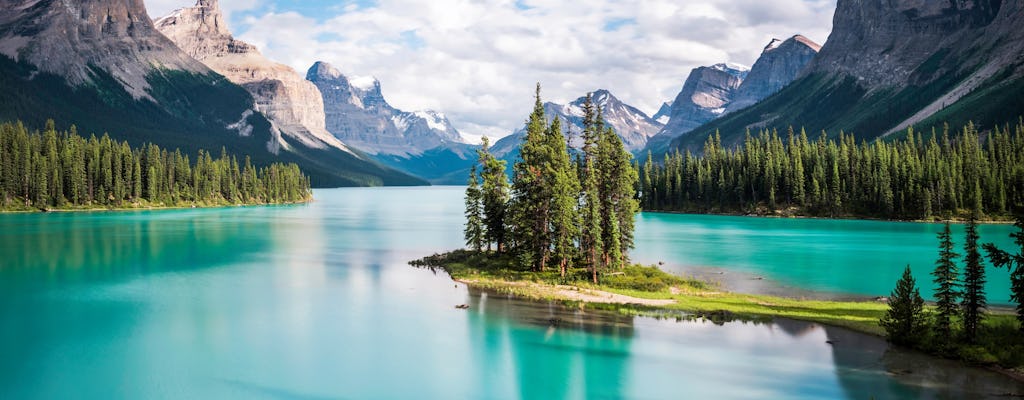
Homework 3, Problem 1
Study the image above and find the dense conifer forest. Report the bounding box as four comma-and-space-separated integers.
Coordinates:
0, 120, 311, 211
640, 121, 1024, 220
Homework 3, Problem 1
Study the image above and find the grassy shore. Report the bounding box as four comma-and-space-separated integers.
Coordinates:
411, 249, 1023, 371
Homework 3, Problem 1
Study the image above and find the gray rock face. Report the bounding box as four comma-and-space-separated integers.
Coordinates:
0, 0, 208, 100
154, 0, 348, 153
646, 63, 747, 151
652, 102, 673, 125
806, 0, 1007, 90
492, 89, 662, 157
306, 61, 466, 157
727, 35, 820, 113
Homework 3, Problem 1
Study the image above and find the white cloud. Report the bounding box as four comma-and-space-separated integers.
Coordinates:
147, 0, 836, 139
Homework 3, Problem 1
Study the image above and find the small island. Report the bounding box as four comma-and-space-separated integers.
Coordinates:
0, 120, 312, 212
414, 87, 1024, 378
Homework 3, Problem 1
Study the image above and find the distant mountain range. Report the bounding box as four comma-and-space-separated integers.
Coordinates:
0, 0, 423, 187
493, 89, 663, 159
306, 61, 478, 184
1, 0, 1021, 185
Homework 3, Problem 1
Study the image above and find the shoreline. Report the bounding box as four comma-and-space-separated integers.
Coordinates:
450, 273, 1024, 383
641, 209, 1016, 224
413, 250, 1024, 383
0, 198, 313, 214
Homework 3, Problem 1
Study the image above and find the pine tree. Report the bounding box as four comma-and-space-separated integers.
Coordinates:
881, 265, 929, 347
932, 222, 961, 341
983, 213, 1024, 332
464, 165, 486, 251
961, 216, 987, 342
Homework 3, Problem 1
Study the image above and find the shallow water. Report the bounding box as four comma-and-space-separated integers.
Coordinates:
0, 187, 1020, 399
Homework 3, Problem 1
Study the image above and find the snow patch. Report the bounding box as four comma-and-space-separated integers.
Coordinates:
657, 115, 670, 124
414, 111, 448, 132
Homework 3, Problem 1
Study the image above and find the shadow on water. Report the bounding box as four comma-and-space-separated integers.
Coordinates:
0, 206, 286, 288
826, 325, 1024, 399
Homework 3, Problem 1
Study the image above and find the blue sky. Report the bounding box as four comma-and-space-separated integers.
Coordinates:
147, 0, 837, 141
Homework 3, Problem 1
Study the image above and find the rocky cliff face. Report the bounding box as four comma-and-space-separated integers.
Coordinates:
306, 61, 466, 156
0, 0, 208, 100
492, 89, 662, 157
652, 102, 673, 124
671, 0, 1024, 152
726, 35, 820, 113
155, 0, 347, 153
646, 63, 747, 151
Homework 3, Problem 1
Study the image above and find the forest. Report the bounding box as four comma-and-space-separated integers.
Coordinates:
0, 120, 311, 211
639, 121, 1024, 220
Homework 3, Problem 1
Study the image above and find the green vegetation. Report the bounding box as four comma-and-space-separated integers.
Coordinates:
466, 86, 638, 283
0, 55, 424, 187
984, 217, 1024, 331
641, 121, 1024, 220
0, 120, 311, 211
880, 266, 929, 347
879, 217, 1024, 368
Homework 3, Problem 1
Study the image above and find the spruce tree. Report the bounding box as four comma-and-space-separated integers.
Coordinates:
547, 117, 581, 278
579, 94, 604, 282
932, 222, 961, 341
881, 265, 929, 347
983, 214, 1024, 332
464, 165, 485, 252
478, 137, 509, 253
961, 216, 987, 342
508, 84, 553, 270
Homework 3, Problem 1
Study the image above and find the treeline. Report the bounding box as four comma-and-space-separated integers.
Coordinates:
882, 216, 1024, 366
0, 120, 311, 210
464, 86, 639, 282
640, 121, 1024, 220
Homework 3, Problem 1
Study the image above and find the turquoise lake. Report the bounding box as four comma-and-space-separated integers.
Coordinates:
1, 186, 1022, 399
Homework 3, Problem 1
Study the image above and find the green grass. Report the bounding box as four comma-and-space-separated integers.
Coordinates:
411, 249, 1024, 369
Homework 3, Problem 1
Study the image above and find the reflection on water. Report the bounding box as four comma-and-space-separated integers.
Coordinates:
1, 187, 1022, 399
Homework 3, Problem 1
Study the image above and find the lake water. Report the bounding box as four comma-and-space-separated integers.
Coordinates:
1, 187, 1021, 399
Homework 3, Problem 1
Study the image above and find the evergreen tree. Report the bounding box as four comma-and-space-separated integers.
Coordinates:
508, 84, 554, 270
932, 222, 961, 341
579, 94, 604, 282
547, 116, 581, 278
983, 214, 1024, 332
464, 165, 486, 251
881, 265, 929, 347
478, 137, 509, 252
962, 216, 987, 342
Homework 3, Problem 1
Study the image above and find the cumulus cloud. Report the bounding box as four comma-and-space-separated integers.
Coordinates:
147, 0, 836, 140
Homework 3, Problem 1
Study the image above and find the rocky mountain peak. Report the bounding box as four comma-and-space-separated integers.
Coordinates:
156, 2, 347, 153
725, 35, 821, 113
0, 0, 208, 100
307, 60, 467, 156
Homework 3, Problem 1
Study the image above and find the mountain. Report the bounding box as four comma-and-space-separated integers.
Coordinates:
306, 61, 477, 184
726, 35, 821, 113
672, 0, 1024, 151
492, 89, 663, 159
645, 63, 748, 152
0, 0, 423, 187
154, 0, 346, 154
652, 102, 673, 125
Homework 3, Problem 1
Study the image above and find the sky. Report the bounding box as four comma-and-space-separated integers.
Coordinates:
146, 0, 837, 142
